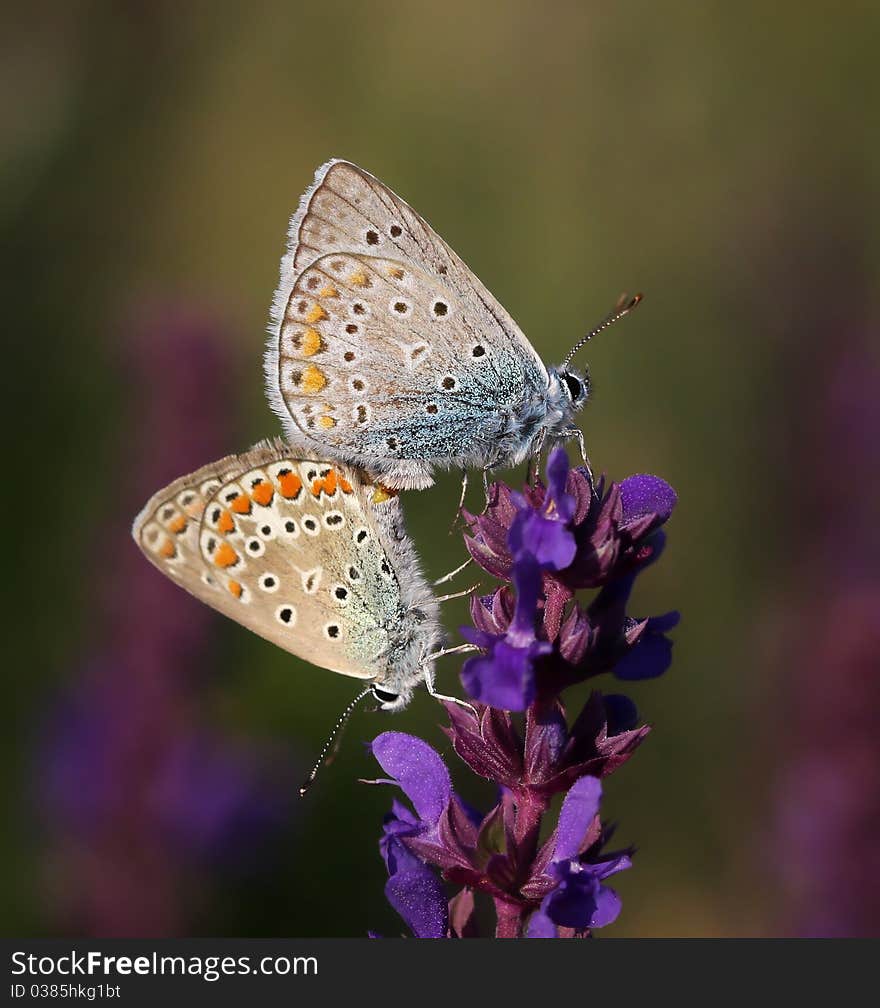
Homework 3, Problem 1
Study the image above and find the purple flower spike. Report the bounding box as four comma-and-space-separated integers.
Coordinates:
509, 448, 577, 571
372, 446, 676, 937
371, 733, 451, 824
461, 556, 552, 710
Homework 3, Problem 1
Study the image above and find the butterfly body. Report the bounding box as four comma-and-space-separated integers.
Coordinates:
266, 160, 590, 490
132, 440, 441, 709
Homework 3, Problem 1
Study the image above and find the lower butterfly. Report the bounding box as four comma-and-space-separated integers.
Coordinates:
132, 439, 463, 714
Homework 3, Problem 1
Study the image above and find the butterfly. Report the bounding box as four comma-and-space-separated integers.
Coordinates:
132, 439, 458, 714
265, 159, 640, 496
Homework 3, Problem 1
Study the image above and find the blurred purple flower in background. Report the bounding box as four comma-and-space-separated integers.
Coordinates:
38, 309, 289, 936
770, 338, 880, 937
372, 449, 678, 937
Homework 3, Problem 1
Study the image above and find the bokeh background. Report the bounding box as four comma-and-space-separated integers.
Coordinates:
4, 1, 879, 937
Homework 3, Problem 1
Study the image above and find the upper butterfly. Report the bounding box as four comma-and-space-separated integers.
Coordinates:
265, 159, 634, 492
131, 439, 444, 712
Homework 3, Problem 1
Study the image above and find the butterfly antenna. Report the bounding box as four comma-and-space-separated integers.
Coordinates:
298, 687, 373, 797
561, 292, 643, 369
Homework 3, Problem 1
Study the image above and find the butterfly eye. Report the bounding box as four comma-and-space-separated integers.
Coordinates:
562, 370, 584, 403
372, 686, 399, 704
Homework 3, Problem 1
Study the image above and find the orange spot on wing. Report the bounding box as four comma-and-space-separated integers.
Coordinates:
310, 469, 339, 497
214, 542, 239, 568
318, 285, 338, 298
349, 269, 368, 287
227, 579, 243, 598
217, 510, 235, 534
305, 303, 327, 324
167, 514, 187, 534
301, 328, 324, 357
339, 475, 353, 494
318, 415, 336, 429
388, 266, 404, 279
159, 537, 176, 558
278, 471, 303, 499
230, 494, 251, 514
300, 365, 327, 393
251, 482, 274, 506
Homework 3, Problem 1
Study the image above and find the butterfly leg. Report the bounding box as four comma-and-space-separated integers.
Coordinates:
423, 643, 481, 662
448, 469, 469, 535
435, 583, 481, 604
433, 556, 474, 587
561, 427, 597, 497
528, 429, 548, 485
479, 465, 499, 515
422, 663, 477, 715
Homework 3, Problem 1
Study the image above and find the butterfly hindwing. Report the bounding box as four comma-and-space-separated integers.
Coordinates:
133, 440, 435, 682
133, 450, 257, 627
275, 253, 517, 470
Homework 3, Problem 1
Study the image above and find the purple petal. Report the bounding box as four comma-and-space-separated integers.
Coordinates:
460, 625, 495, 649
382, 828, 425, 877
370, 733, 451, 824
384, 858, 448, 938
509, 554, 543, 643
509, 510, 577, 570
379, 800, 421, 870
526, 908, 558, 938
554, 776, 602, 862
593, 852, 633, 880
545, 447, 575, 522
543, 868, 601, 928
647, 610, 681, 633
619, 475, 677, 525
603, 694, 639, 734
461, 642, 545, 711
614, 616, 678, 681
588, 884, 623, 929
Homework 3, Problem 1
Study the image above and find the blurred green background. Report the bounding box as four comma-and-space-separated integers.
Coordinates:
4, 1, 879, 937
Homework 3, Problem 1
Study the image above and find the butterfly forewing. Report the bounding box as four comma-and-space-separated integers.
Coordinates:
133, 441, 424, 681
266, 160, 550, 487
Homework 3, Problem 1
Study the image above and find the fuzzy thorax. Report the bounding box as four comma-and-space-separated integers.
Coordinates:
491, 365, 589, 470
